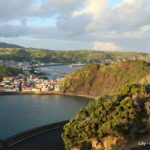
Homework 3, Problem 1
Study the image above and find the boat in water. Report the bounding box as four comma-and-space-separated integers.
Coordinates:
68, 64, 85, 67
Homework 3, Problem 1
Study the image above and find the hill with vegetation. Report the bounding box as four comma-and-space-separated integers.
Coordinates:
0, 65, 22, 81
0, 47, 150, 63
60, 61, 150, 97
0, 42, 23, 48
62, 84, 150, 150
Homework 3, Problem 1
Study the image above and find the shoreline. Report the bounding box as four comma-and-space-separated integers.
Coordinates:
0, 91, 96, 100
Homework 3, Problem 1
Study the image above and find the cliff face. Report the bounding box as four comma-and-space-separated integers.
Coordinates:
61, 61, 150, 97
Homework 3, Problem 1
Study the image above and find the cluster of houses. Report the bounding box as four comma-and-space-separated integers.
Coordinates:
0, 60, 64, 93
0, 75, 61, 92
0, 60, 62, 69
0, 60, 31, 69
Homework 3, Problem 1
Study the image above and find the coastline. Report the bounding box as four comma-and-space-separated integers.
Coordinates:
0, 91, 96, 100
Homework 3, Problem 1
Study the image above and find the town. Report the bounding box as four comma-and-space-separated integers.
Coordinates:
0, 75, 61, 92
0, 60, 63, 92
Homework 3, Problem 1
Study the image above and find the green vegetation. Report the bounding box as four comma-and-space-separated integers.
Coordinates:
62, 84, 150, 150
0, 65, 22, 81
0, 48, 149, 63
61, 60, 150, 97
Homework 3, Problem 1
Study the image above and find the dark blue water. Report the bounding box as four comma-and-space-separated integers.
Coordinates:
0, 95, 90, 139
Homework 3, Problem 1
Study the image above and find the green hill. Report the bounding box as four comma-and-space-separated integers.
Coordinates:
0, 65, 22, 81
60, 61, 150, 97
62, 84, 150, 150
0, 47, 149, 63
0, 42, 23, 48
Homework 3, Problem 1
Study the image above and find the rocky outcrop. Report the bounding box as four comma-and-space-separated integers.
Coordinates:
140, 74, 150, 84
91, 136, 124, 150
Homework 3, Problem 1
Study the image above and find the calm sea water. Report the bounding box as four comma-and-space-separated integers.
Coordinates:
36, 65, 83, 79
0, 95, 90, 139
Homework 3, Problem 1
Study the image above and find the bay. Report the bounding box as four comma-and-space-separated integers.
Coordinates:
0, 95, 90, 139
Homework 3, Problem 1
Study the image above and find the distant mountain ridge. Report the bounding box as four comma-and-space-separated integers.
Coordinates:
0, 47, 150, 63
0, 42, 23, 48
0, 42, 149, 63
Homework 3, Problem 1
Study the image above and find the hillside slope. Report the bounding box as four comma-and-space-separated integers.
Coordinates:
61, 61, 150, 97
0, 42, 23, 48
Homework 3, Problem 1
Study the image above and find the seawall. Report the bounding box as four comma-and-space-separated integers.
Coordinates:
1, 120, 68, 149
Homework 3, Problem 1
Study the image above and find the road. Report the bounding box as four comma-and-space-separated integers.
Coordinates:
6, 127, 66, 150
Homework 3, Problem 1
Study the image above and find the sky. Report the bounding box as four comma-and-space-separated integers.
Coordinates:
0, 0, 150, 52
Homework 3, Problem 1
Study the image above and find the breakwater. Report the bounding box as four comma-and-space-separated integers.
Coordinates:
32, 63, 66, 68
1, 121, 68, 149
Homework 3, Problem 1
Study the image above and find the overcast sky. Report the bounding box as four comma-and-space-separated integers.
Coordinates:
0, 0, 149, 52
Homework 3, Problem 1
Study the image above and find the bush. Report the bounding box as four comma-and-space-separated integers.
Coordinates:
80, 141, 92, 150
62, 84, 150, 149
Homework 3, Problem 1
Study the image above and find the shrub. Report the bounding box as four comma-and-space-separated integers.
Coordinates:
62, 84, 150, 149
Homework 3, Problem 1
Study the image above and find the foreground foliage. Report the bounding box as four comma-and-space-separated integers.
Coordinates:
62, 84, 150, 150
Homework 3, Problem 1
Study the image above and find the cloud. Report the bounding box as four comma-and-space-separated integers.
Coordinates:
93, 41, 122, 51
78, 0, 150, 33
0, 0, 149, 52
140, 25, 150, 32
29, 0, 86, 17
0, 24, 28, 37
73, 0, 108, 21
0, 0, 33, 23
57, 14, 91, 36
